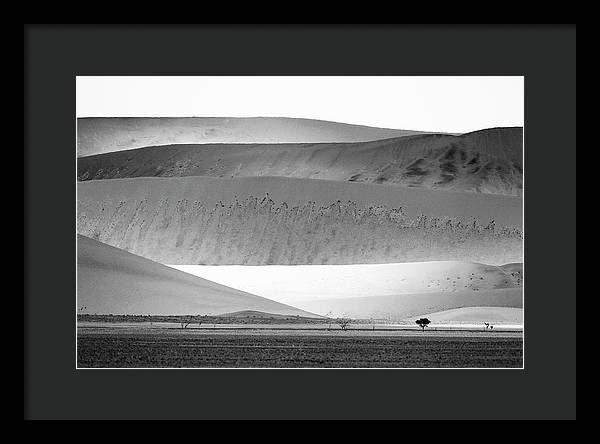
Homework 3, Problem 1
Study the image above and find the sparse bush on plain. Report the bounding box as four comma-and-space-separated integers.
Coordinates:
484, 322, 495, 331
337, 316, 352, 331
180, 317, 193, 329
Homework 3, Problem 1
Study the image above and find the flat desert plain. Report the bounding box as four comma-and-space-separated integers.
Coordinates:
77, 325, 523, 368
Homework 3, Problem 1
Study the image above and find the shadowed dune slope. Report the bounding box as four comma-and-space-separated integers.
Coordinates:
77, 117, 435, 157
77, 176, 523, 265
76, 234, 317, 317
78, 127, 522, 196
294, 288, 523, 320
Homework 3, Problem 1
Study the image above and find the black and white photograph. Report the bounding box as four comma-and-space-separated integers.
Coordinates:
25, 24, 576, 420
75, 76, 525, 369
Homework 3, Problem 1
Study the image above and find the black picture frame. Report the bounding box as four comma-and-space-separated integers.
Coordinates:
24, 24, 576, 420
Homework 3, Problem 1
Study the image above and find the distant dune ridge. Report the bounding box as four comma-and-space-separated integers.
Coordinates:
77, 117, 436, 157
76, 234, 317, 317
295, 288, 523, 321
78, 125, 523, 196
403, 307, 523, 325
77, 177, 522, 266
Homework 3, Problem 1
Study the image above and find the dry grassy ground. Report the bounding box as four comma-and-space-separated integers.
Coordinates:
77, 327, 523, 368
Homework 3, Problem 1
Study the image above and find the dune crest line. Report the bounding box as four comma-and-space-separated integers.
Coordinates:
78, 126, 523, 196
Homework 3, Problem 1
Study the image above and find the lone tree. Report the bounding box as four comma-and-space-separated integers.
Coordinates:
415, 318, 431, 331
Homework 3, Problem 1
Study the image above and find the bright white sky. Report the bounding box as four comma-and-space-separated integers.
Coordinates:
76, 76, 524, 133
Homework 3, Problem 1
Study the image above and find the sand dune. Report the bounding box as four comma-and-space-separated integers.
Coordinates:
77, 175, 523, 227
500, 263, 524, 285
294, 288, 523, 320
77, 176, 522, 265
78, 127, 523, 196
77, 117, 434, 157
218, 310, 321, 320
75, 117, 525, 328
403, 307, 523, 325
76, 234, 316, 317
169, 261, 523, 306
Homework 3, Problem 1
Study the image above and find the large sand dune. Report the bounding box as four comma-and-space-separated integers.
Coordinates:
499, 263, 524, 285
76, 234, 317, 317
169, 261, 523, 306
78, 127, 523, 196
403, 307, 523, 325
77, 176, 523, 265
294, 288, 523, 320
77, 117, 435, 157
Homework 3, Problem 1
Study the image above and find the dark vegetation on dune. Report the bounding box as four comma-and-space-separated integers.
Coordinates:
77, 127, 523, 196
78, 194, 523, 266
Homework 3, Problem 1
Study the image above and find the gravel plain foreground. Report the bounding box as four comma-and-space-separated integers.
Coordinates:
77, 325, 523, 368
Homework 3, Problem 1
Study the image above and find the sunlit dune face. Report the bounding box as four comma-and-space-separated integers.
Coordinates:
168, 261, 521, 304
